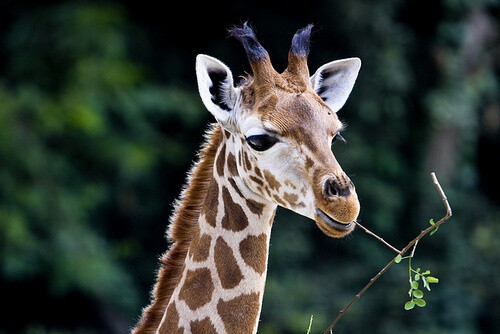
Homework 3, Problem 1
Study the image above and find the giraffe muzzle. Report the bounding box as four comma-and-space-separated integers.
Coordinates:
312, 173, 359, 238
316, 208, 354, 230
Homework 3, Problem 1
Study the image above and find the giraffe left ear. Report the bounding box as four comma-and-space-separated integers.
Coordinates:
196, 54, 238, 129
310, 58, 361, 113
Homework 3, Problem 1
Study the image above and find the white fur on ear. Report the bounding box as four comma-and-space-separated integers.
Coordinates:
310, 58, 361, 112
196, 54, 238, 128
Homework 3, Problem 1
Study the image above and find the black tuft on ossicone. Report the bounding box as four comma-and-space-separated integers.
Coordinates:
228, 22, 269, 62
290, 24, 314, 56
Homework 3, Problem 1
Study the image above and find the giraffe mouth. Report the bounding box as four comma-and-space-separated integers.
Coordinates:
315, 208, 354, 231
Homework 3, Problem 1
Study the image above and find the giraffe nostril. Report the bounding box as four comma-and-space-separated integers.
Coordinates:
324, 179, 338, 197
324, 177, 351, 198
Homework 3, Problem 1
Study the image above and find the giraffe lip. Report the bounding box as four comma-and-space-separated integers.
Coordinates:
315, 208, 354, 231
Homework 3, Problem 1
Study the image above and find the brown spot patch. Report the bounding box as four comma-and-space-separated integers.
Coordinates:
246, 198, 265, 216
264, 186, 272, 198
254, 166, 263, 178
217, 293, 261, 334
188, 229, 199, 259
228, 178, 265, 216
190, 317, 217, 334
243, 151, 252, 171
273, 194, 287, 206
214, 237, 244, 289
226, 152, 238, 176
189, 231, 212, 262
228, 177, 244, 198
284, 179, 297, 189
158, 303, 183, 334
221, 186, 249, 231
239, 234, 268, 274
179, 268, 214, 310
283, 192, 299, 206
202, 179, 219, 227
264, 170, 281, 191
249, 175, 264, 187
301, 186, 308, 196
216, 144, 226, 176
305, 156, 314, 171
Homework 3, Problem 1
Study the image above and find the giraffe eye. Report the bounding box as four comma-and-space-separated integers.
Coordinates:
246, 134, 279, 151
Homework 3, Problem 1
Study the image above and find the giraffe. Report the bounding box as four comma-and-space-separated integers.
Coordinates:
133, 23, 361, 334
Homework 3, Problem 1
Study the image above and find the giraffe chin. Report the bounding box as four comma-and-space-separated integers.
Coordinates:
315, 208, 355, 238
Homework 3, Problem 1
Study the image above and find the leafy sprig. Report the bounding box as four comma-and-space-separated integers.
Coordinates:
395, 218, 440, 310
398, 256, 439, 310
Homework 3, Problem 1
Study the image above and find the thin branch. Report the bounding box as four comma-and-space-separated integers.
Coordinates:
431, 172, 452, 219
306, 315, 314, 334
355, 221, 401, 254
324, 172, 452, 334
410, 239, 419, 258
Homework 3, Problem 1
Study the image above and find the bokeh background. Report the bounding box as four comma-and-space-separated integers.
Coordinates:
0, 0, 498, 333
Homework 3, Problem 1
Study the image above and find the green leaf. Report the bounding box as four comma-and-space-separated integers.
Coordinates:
414, 273, 420, 281
422, 277, 431, 291
422, 270, 431, 275
429, 218, 439, 235
411, 281, 419, 289
426, 276, 439, 283
414, 298, 427, 307
404, 300, 415, 310
413, 289, 424, 298
395, 255, 402, 263
430, 225, 439, 236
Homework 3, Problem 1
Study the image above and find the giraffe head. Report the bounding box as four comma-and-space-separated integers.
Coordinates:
196, 23, 361, 238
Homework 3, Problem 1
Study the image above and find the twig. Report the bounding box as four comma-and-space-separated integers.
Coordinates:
410, 239, 419, 258
306, 315, 314, 334
354, 221, 401, 254
431, 172, 452, 218
324, 172, 452, 334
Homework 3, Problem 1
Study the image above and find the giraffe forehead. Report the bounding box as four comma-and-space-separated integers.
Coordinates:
243, 92, 342, 138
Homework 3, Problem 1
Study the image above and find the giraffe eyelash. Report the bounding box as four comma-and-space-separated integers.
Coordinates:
332, 132, 346, 144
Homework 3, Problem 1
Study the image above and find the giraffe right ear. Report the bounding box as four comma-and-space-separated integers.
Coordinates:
196, 55, 238, 129
310, 58, 361, 113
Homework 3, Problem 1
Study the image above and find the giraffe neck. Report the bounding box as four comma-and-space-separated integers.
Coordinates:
157, 129, 277, 334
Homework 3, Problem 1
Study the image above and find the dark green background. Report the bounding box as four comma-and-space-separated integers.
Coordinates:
0, 1, 498, 333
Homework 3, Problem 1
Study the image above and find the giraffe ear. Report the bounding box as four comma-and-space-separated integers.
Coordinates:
310, 58, 361, 113
196, 54, 238, 128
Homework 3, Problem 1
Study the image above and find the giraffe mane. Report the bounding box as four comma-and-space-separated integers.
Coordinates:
133, 124, 222, 334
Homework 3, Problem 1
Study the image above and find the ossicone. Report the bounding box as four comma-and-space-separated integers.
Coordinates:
285, 24, 314, 84
228, 22, 269, 62
290, 24, 314, 57
229, 21, 278, 88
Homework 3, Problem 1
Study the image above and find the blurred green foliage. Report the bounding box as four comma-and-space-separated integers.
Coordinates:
0, 1, 498, 333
